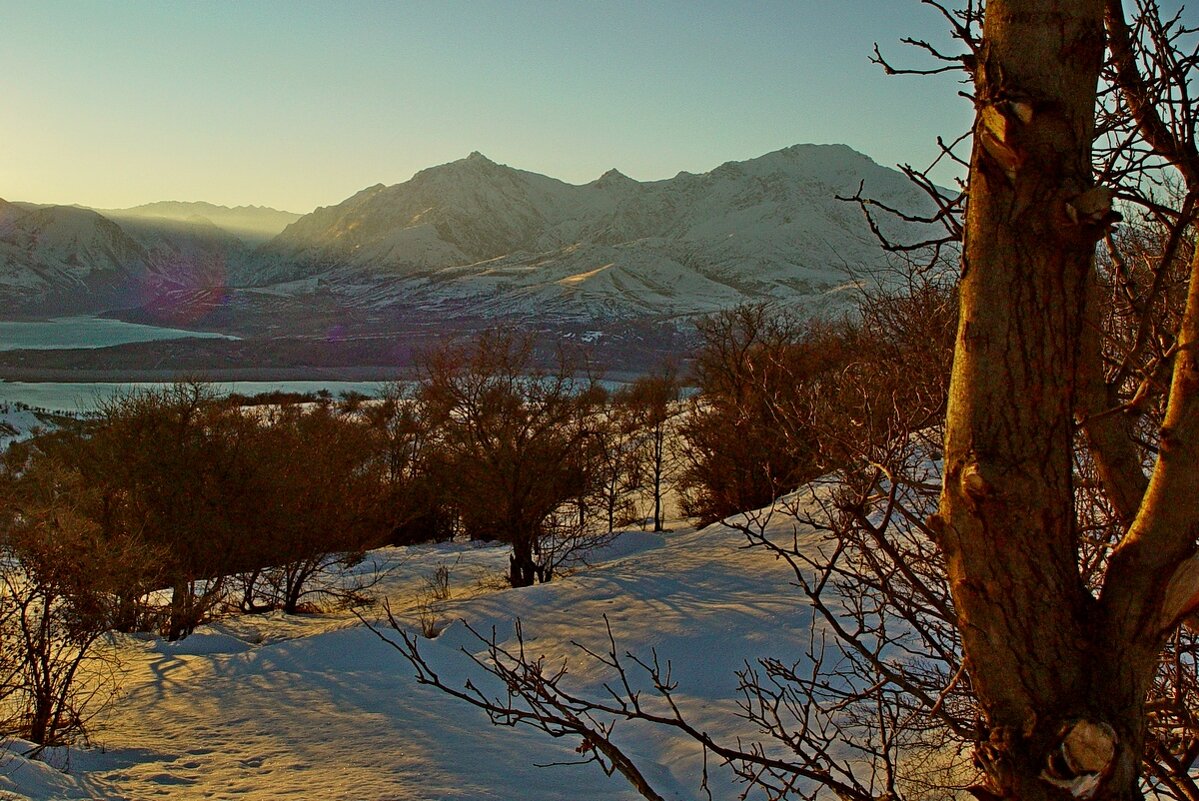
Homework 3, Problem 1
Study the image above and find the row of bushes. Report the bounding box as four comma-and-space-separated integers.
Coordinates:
0, 337, 681, 744
679, 283, 956, 525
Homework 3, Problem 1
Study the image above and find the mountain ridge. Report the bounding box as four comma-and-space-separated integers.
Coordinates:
0, 144, 947, 340
242, 143, 940, 323
96, 200, 303, 246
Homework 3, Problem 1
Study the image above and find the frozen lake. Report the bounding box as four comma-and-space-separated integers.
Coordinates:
0, 316, 238, 351
0, 380, 389, 413
0, 316, 635, 413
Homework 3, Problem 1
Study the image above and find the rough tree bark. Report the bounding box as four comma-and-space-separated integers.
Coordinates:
935, 2, 1199, 801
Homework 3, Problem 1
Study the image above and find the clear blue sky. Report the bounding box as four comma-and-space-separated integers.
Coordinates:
1, 1, 974, 213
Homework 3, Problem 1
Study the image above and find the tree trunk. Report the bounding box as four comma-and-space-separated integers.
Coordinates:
509, 536, 537, 588
652, 429, 665, 532
933, 2, 1137, 799
283, 573, 302, 615
652, 472, 663, 533
167, 579, 195, 641
239, 568, 274, 614
29, 693, 52, 745
112, 590, 143, 633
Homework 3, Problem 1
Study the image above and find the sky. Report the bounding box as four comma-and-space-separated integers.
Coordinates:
0, 1, 975, 214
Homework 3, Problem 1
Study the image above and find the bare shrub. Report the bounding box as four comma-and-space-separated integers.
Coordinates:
417, 331, 608, 587
0, 459, 146, 745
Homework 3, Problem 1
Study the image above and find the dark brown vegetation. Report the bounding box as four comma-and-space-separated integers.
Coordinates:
417, 332, 612, 587
677, 287, 955, 527
0, 383, 401, 743
0, 459, 144, 746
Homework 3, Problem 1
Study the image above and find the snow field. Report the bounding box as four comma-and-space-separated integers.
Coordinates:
0, 407, 49, 450
2, 509, 824, 801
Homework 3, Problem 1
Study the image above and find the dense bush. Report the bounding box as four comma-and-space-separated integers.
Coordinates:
0, 383, 431, 637
236, 401, 393, 613
677, 287, 956, 525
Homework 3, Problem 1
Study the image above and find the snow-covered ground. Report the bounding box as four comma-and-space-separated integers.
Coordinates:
0, 503, 823, 801
0, 405, 54, 450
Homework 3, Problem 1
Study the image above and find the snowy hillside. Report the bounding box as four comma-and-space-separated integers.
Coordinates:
0, 201, 268, 319
0, 509, 823, 801
0, 200, 148, 312
247, 144, 945, 322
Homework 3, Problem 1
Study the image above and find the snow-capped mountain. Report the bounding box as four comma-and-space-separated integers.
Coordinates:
250, 144, 942, 322
0, 200, 149, 314
0, 201, 285, 319
1, 145, 947, 332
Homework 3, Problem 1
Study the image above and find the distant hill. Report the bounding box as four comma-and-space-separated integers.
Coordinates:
0, 199, 150, 315
0, 199, 256, 319
97, 201, 302, 246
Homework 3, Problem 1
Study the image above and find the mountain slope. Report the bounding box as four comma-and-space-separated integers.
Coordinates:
0, 199, 150, 314
251, 144, 941, 321
0, 201, 264, 320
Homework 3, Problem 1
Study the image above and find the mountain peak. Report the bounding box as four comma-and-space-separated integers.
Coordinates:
592, 168, 637, 189
442, 151, 499, 170
412, 152, 507, 183
769, 143, 876, 168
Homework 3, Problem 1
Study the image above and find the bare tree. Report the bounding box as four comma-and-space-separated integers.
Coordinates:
417, 332, 607, 587
83, 382, 253, 640
589, 391, 649, 534
927, 2, 1199, 800
618, 366, 683, 533
247, 401, 390, 614
677, 305, 821, 526
364, 382, 454, 546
